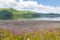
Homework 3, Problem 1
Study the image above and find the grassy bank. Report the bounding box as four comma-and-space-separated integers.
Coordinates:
0, 28, 60, 40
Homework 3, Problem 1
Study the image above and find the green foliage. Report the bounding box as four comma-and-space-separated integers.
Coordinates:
0, 9, 13, 20
0, 8, 38, 20
0, 8, 60, 20
0, 28, 60, 40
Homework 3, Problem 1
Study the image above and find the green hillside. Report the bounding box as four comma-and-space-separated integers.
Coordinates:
0, 8, 60, 20
0, 8, 38, 20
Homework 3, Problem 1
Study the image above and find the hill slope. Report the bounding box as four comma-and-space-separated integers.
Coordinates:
0, 8, 60, 20
0, 8, 38, 20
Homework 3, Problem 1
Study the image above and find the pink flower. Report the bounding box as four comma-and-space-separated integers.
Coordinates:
13, 29, 23, 35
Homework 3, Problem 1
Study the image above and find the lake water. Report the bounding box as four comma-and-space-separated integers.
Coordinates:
17, 17, 60, 21
33, 17, 60, 21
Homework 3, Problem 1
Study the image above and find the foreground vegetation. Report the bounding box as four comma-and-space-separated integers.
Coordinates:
0, 28, 60, 40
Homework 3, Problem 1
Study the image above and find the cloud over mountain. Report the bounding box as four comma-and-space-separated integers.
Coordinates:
0, 0, 60, 13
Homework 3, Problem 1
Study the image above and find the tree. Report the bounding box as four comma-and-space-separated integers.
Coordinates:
0, 10, 13, 20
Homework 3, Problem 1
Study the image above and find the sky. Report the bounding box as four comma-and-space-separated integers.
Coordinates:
34, 0, 60, 7
0, 0, 60, 13
24, 0, 60, 7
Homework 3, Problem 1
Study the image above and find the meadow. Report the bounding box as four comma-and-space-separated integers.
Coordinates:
0, 28, 60, 40
0, 8, 60, 40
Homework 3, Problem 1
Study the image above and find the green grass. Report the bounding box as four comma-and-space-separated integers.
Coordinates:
0, 28, 60, 40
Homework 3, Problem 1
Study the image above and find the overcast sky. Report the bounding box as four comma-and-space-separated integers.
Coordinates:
0, 0, 60, 13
